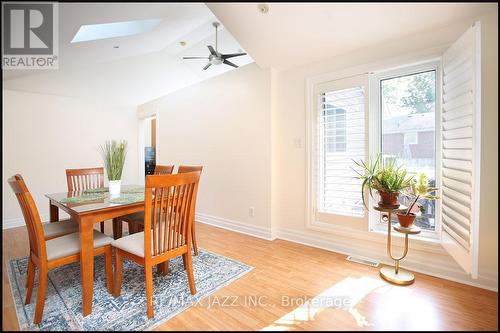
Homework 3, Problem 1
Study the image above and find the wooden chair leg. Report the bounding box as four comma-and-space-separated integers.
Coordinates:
113, 250, 123, 297
25, 256, 34, 288
112, 218, 123, 240
182, 254, 187, 270
184, 251, 196, 295
157, 261, 169, 276
25, 257, 35, 305
104, 247, 113, 294
145, 265, 154, 319
100, 221, 105, 233
33, 264, 48, 325
191, 222, 199, 256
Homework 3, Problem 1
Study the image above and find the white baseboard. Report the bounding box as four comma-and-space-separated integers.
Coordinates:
2, 217, 25, 230
2, 213, 62, 230
195, 213, 274, 241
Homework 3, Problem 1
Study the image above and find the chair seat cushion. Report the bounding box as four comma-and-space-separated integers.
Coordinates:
42, 219, 78, 238
46, 230, 113, 261
112, 228, 184, 258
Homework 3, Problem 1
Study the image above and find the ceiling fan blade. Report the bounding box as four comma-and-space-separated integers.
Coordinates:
207, 45, 217, 55
223, 59, 238, 68
183, 56, 209, 59
203, 63, 212, 70
222, 52, 247, 59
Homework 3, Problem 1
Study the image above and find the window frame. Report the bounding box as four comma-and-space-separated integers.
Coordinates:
368, 59, 442, 241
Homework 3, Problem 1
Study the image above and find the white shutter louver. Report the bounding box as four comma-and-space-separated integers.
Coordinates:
317, 86, 365, 217
441, 22, 481, 278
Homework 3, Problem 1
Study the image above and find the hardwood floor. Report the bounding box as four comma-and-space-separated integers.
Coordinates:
2, 222, 498, 330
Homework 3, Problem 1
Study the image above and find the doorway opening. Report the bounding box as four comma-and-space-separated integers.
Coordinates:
144, 116, 156, 175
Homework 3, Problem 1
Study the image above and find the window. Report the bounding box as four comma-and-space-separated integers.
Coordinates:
323, 107, 346, 153
315, 80, 366, 219
381, 69, 438, 231
71, 19, 162, 43
308, 22, 481, 278
370, 62, 440, 235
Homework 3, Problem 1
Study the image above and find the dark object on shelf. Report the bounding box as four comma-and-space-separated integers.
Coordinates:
145, 147, 155, 176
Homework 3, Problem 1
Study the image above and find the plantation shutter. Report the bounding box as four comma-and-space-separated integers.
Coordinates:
313, 75, 368, 221
440, 22, 481, 278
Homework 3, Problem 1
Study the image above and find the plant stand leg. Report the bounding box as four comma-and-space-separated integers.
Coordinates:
379, 211, 415, 285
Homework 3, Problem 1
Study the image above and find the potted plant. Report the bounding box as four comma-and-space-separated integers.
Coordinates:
397, 173, 439, 228
99, 140, 127, 195
353, 154, 414, 209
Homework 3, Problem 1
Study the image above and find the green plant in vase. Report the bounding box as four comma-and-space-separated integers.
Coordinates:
99, 140, 127, 195
397, 173, 439, 228
353, 154, 414, 209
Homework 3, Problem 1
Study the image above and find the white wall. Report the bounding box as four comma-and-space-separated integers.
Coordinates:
2, 90, 139, 227
138, 63, 273, 235
272, 12, 498, 290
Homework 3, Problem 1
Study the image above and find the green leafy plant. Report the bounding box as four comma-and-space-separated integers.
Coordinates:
99, 140, 127, 181
375, 158, 414, 193
352, 154, 414, 208
401, 173, 439, 216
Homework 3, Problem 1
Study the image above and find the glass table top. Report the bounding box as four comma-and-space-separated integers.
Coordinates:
45, 184, 145, 213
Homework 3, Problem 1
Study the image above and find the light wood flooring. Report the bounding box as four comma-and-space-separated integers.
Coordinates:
2, 222, 498, 330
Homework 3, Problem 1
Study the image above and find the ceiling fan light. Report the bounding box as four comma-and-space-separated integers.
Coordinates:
210, 57, 223, 65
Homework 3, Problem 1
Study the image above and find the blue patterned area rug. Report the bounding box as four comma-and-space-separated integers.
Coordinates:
7, 249, 253, 331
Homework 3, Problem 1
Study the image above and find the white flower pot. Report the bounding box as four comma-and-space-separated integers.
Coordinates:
109, 180, 121, 196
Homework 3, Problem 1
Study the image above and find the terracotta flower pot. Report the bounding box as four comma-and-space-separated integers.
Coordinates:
377, 190, 400, 209
397, 213, 416, 228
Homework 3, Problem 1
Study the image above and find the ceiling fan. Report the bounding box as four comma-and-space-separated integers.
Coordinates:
182, 22, 247, 70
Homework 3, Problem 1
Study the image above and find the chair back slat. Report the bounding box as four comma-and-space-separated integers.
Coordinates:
177, 165, 203, 174
144, 172, 200, 259
8, 174, 47, 260
154, 165, 174, 175
177, 166, 202, 244
66, 167, 104, 192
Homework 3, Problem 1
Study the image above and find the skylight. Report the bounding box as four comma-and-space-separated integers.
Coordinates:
71, 19, 162, 43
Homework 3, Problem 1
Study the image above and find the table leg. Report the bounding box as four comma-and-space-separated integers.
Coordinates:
79, 217, 94, 316
112, 218, 123, 240
49, 201, 59, 222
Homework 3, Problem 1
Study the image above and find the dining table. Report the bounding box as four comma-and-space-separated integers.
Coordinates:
45, 184, 146, 317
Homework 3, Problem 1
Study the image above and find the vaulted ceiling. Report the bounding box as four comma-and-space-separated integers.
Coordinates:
3, 3, 253, 106
3, 3, 496, 107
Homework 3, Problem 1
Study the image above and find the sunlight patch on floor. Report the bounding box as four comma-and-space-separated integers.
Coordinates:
261, 276, 386, 331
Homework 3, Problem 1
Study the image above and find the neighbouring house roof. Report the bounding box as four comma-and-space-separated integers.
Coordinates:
383, 112, 435, 134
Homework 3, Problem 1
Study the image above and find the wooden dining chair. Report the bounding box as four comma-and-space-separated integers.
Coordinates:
112, 171, 201, 319
177, 165, 203, 256
15, 175, 79, 241
66, 167, 106, 233
8, 174, 114, 325
118, 165, 174, 235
